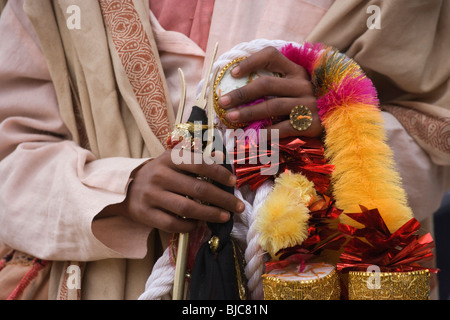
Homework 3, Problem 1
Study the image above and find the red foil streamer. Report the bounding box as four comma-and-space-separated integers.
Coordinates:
169, 222, 211, 276
275, 198, 346, 266
233, 136, 334, 194
337, 206, 438, 273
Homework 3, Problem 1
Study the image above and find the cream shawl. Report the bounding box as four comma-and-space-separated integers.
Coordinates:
21, 0, 174, 299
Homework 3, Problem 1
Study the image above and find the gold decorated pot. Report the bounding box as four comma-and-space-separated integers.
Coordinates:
262, 263, 340, 300
348, 269, 430, 300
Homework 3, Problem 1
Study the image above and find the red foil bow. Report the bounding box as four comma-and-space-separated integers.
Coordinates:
337, 206, 438, 273
277, 198, 345, 261
233, 136, 334, 194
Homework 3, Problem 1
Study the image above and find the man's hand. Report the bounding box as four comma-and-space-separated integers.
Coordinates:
119, 150, 245, 234
218, 47, 323, 138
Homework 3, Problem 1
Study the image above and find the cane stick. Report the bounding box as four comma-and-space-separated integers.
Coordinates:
172, 68, 188, 300
172, 44, 219, 300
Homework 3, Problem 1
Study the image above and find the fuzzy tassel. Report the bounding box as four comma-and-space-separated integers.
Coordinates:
280, 42, 323, 74
322, 102, 413, 232
312, 49, 379, 121
281, 43, 413, 233
255, 172, 317, 257
312, 48, 413, 232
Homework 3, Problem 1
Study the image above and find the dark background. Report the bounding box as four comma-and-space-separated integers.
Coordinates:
434, 191, 450, 300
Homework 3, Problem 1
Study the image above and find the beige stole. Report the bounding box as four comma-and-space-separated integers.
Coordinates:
22, 0, 174, 299
18, 0, 449, 299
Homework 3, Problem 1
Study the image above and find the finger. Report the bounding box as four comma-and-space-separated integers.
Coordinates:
156, 191, 231, 223
165, 170, 245, 214
170, 158, 237, 188
141, 207, 197, 233
219, 77, 312, 110
232, 46, 308, 78
267, 119, 323, 139
224, 97, 315, 124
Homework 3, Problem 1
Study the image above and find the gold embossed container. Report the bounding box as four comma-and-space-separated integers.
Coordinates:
262, 263, 340, 300
348, 269, 430, 300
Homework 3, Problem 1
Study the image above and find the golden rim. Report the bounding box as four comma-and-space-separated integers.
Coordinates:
262, 267, 338, 286
213, 57, 248, 129
348, 269, 430, 277
262, 268, 340, 300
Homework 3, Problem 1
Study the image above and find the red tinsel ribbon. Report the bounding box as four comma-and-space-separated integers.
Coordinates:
277, 200, 345, 261
233, 136, 334, 194
169, 224, 211, 276
336, 206, 438, 273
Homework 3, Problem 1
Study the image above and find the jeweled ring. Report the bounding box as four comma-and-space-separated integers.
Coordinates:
290, 105, 312, 131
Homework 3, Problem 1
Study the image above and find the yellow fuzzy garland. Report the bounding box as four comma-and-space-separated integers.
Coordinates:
323, 103, 413, 232
253, 44, 414, 256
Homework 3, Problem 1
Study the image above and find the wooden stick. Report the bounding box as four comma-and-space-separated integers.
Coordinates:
172, 233, 189, 300
172, 44, 219, 300
172, 68, 188, 300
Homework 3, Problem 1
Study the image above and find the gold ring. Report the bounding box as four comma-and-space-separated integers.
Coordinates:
289, 105, 312, 131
